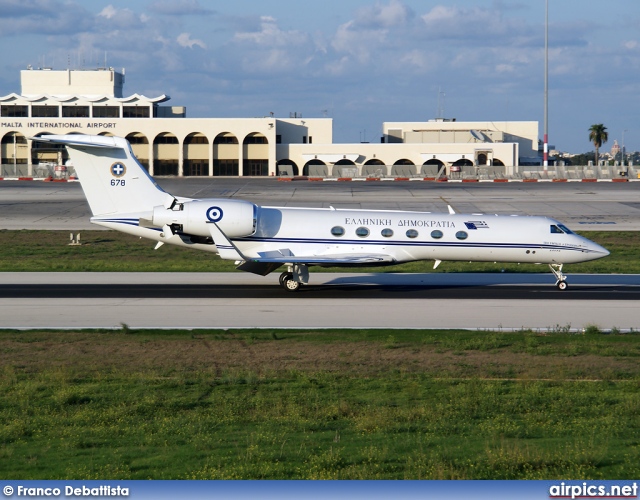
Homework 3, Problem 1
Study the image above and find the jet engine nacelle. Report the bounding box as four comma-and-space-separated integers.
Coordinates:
152, 199, 257, 238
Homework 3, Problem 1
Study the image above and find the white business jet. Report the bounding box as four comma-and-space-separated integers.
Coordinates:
31, 134, 609, 291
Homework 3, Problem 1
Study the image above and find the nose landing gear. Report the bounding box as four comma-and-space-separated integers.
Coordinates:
549, 263, 568, 290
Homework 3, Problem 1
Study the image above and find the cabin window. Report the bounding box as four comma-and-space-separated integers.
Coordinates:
455, 231, 468, 240
331, 226, 345, 237
431, 230, 443, 239
355, 227, 370, 237
381, 228, 393, 238
550, 225, 563, 234
406, 229, 418, 239
557, 224, 573, 234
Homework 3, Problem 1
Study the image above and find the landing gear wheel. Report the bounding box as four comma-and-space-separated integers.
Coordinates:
283, 276, 301, 292
279, 272, 302, 292
279, 271, 289, 287
549, 264, 568, 291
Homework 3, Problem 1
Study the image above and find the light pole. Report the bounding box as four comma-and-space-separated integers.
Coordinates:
543, 0, 549, 171
622, 129, 628, 174
13, 132, 17, 177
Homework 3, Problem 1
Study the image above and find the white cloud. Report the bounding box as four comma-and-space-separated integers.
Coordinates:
400, 50, 434, 72
96, 5, 143, 28
421, 5, 531, 44
234, 16, 307, 48
330, 20, 387, 65
99, 5, 117, 20
354, 0, 412, 28
177, 32, 206, 49
0, 0, 92, 36
228, 16, 318, 74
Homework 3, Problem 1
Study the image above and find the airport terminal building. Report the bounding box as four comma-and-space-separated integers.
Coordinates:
1, 68, 541, 178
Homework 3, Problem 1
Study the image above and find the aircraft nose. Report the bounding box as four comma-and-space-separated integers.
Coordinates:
591, 242, 609, 257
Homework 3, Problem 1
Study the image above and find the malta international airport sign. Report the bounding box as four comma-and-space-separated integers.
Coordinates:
1, 121, 119, 130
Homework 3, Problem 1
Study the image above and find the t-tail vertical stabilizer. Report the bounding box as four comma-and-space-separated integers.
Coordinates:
30, 134, 171, 216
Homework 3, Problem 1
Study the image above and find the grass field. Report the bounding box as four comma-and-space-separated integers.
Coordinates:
0, 229, 637, 273
1, 329, 639, 479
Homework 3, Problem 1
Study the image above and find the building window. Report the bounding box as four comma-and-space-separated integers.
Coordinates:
214, 135, 239, 144
32, 105, 59, 118
123, 106, 150, 118
244, 135, 267, 144
127, 135, 148, 144
308, 136, 313, 144
303, 136, 307, 144
243, 159, 268, 176
1, 133, 27, 144
153, 160, 178, 176
186, 136, 208, 144
93, 106, 120, 118
276, 135, 282, 144
213, 159, 239, 176
1, 105, 28, 117
183, 160, 208, 176
155, 135, 179, 144
62, 106, 90, 118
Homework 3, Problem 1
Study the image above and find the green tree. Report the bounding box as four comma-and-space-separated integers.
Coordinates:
588, 124, 608, 166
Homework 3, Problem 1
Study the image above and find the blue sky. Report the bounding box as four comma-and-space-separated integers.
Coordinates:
1, 0, 639, 153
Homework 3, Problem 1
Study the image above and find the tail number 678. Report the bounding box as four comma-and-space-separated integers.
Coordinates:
111, 179, 126, 187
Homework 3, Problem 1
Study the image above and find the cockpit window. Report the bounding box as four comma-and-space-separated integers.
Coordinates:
550, 225, 564, 234
558, 224, 573, 234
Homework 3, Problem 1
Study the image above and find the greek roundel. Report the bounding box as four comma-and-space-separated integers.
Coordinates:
206, 206, 224, 223
110, 162, 126, 178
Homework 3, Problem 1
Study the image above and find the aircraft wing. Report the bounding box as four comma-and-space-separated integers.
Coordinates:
251, 251, 395, 265
236, 251, 395, 276
207, 221, 395, 275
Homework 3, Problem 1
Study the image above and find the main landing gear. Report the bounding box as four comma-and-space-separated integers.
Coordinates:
279, 264, 309, 292
279, 272, 301, 292
549, 263, 568, 290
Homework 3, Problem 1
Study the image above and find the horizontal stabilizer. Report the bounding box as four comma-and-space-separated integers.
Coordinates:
30, 134, 121, 149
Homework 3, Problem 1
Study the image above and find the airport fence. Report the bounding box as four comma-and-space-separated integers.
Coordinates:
0, 163, 77, 179
2, 162, 638, 181
279, 163, 639, 181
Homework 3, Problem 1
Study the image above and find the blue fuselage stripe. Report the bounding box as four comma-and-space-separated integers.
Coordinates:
95, 220, 594, 254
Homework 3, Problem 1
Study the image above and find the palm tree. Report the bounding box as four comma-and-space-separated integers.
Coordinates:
588, 124, 608, 166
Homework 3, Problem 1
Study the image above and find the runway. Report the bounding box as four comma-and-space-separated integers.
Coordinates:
1, 180, 639, 330
2, 273, 639, 330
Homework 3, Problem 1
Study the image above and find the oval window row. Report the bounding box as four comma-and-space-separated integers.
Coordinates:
330, 226, 468, 240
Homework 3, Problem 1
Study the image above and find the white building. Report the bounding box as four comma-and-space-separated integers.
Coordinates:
1, 68, 540, 178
